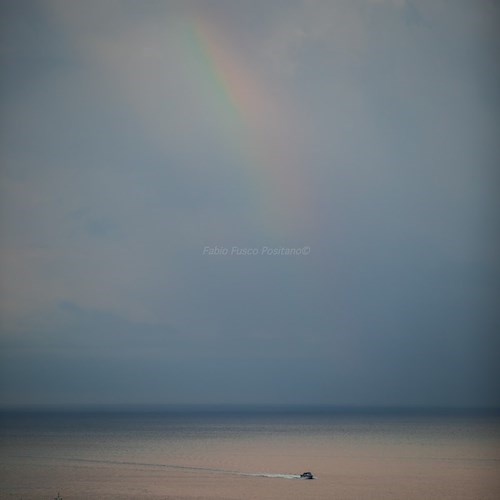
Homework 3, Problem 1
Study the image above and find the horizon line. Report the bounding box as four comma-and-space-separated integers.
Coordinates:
1, 403, 499, 414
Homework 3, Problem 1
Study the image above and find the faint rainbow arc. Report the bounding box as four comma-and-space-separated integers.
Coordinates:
183, 15, 307, 238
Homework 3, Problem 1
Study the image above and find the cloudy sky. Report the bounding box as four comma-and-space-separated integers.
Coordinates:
1, 0, 499, 407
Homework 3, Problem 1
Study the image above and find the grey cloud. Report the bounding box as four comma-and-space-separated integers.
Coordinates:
0, 0, 499, 407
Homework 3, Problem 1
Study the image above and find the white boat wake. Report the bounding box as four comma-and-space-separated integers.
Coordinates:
16, 455, 312, 479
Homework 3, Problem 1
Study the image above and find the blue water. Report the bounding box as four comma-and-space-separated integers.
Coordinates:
1, 407, 499, 499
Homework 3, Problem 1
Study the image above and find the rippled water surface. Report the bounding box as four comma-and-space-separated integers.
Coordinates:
1, 409, 499, 499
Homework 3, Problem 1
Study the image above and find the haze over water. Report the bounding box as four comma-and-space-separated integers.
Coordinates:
1, 408, 499, 499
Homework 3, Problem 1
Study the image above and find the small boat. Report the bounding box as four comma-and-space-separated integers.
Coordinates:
300, 471, 314, 479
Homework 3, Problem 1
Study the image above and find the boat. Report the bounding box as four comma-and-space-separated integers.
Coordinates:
300, 471, 314, 479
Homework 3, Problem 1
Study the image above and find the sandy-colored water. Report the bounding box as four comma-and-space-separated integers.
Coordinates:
1, 411, 499, 499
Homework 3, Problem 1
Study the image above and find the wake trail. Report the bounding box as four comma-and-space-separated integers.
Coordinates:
13, 455, 305, 480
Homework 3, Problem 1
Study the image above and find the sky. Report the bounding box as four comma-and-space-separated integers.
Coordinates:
0, 0, 499, 408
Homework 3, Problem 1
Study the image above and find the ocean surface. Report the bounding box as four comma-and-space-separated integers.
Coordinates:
1, 407, 499, 499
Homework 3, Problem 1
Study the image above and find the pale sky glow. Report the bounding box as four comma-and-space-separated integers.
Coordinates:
0, 0, 499, 407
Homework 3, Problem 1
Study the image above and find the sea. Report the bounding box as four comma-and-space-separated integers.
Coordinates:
0, 407, 499, 499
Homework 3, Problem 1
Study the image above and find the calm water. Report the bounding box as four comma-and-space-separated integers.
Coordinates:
1, 408, 499, 499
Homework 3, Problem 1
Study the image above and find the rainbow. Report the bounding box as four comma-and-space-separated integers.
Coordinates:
181, 13, 309, 239
51, 1, 311, 239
